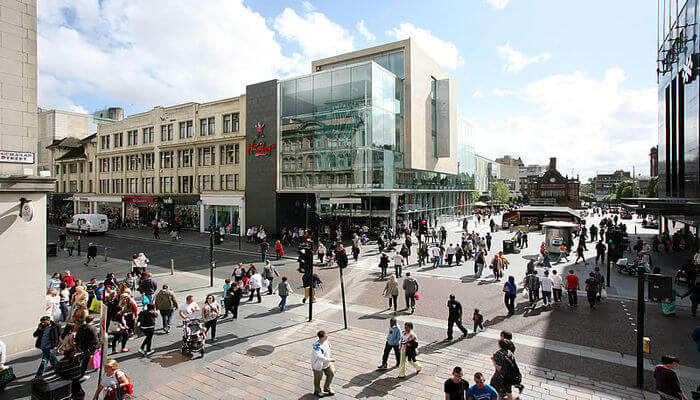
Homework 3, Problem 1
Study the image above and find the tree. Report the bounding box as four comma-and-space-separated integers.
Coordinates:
647, 176, 658, 198
619, 185, 634, 200
615, 181, 634, 200
491, 182, 511, 203
470, 191, 480, 203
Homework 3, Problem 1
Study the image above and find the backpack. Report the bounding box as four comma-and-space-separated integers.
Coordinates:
406, 278, 419, 293
498, 349, 522, 385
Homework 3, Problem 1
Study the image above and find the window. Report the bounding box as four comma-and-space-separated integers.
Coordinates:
127, 130, 138, 146
88, 161, 92, 172
88, 180, 93, 193
111, 156, 123, 171
222, 113, 239, 133
142, 127, 154, 144
198, 174, 213, 191
99, 158, 109, 172
69, 163, 77, 173
178, 175, 193, 193
79, 163, 84, 173
234, 143, 240, 164
160, 124, 173, 141
220, 144, 238, 165
99, 179, 109, 194
113, 132, 123, 148
178, 149, 194, 167
142, 153, 154, 170
234, 174, 239, 190
126, 154, 139, 171
160, 151, 174, 169
100, 135, 110, 149
141, 177, 154, 194
220, 174, 239, 190
200, 117, 215, 135
111, 179, 123, 193
179, 120, 193, 138
159, 176, 174, 193
197, 146, 215, 166
69, 181, 77, 192
126, 178, 138, 193
55, 165, 59, 175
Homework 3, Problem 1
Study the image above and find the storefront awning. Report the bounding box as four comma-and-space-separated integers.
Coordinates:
621, 197, 700, 216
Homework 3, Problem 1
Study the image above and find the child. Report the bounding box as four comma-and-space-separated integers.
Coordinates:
472, 308, 484, 332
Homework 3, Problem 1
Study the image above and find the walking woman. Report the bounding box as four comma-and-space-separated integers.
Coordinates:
137, 303, 158, 356
503, 276, 517, 316
108, 307, 129, 354
383, 275, 399, 314
93, 359, 132, 400
317, 242, 327, 266
202, 295, 221, 342
397, 322, 422, 378
352, 243, 360, 262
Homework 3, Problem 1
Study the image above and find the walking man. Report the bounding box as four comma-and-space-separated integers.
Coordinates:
84, 242, 97, 267
34, 316, 60, 377
595, 240, 606, 265
154, 284, 178, 332
262, 261, 279, 295
551, 270, 563, 304
585, 272, 598, 310
311, 330, 335, 397
260, 239, 269, 262
447, 294, 468, 340
565, 270, 580, 307
524, 271, 539, 309
277, 276, 293, 312
377, 318, 401, 369
485, 232, 492, 251
402, 272, 418, 313
446, 244, 456, 267
540, 270, 553, 308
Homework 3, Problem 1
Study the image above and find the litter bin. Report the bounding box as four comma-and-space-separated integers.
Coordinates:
47, 242, 58, 257
502, 240, 515, 254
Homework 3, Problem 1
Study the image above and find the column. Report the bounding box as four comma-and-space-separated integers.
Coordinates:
390, 193, 398, 229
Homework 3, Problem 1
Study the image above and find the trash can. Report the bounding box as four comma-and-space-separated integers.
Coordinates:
502, 240, 515, 254
31, 376, 72, 400
47, 242, 58, 257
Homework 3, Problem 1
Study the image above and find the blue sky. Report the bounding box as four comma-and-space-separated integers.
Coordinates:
37, 0, 658, 180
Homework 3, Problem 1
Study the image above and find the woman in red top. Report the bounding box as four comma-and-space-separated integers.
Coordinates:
565, 270, 579, 307
275, 241, 284, 260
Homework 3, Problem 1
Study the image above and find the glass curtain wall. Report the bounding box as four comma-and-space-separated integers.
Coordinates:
279, 61, 404, 191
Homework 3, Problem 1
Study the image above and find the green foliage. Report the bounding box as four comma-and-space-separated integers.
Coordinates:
647, 176, 658, 198
615, 181, 634, 200
491, 181, 511, 203
470, 191, 480, 203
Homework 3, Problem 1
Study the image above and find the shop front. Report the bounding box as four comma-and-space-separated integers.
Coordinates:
161, 195, 201, 230
70, 196, 93, 214
122, 196, 160, 225
200, 195, 244, 234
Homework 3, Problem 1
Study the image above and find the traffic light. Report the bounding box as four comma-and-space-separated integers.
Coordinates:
298, 248, 310, 273
213, 231, 223, 245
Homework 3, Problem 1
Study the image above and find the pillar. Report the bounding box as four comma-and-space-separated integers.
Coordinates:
390, 193, 398, 229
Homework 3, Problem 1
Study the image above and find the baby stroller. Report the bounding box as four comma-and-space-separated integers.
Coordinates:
181, 319, 206, 357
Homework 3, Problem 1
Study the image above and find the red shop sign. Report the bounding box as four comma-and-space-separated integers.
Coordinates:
247, 122, 276, 157
123, 196, 157, 205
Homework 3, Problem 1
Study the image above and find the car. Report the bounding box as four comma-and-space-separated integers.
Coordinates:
642, 219, 659, 229
65, 213, 109, 234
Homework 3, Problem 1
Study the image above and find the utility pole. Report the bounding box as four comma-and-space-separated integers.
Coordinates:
636, 265, 645, 389
338, 261, 348, 329
209, 228, 214, 287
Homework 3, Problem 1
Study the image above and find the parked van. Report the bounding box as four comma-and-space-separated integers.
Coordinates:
65, 214, 109, 234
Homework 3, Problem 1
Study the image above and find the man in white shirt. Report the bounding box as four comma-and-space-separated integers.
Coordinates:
178, 295, 200, 322
311, 330, 335, 397
232, 263, 245, 281
551, 269, 564, 304
430, 246, 442, 269
248, 271, 263, 303
540, 270, 554, 308
393, 251, 404, 278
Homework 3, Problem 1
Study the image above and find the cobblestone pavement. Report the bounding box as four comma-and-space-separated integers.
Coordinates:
132, 320, 660, 400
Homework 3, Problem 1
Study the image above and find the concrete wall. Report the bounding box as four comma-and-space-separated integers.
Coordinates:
0, 0, 37, 176
37, 109, 93, 172
0, 180, 52, 353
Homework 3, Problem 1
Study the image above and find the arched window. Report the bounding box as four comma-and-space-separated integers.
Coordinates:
327, 154, 336, 168
297, 157, 303, 170
306, 155, 315, 169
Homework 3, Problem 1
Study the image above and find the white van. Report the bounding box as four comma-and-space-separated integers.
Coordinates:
65, 214, 109, 234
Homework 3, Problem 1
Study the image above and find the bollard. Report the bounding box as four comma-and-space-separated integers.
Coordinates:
104, 248, 108, 262
170, 259, 174, 275
210, 261, 215, 287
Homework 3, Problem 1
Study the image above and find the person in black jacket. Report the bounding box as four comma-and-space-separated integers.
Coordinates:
84, 243, 98, 267
379, 252, 389, 279
34, 316, 60, 377
335, 246, 349, 269
138, 273, 157, 305
75, 316, 99, 374
137, 304, 158, 355
55, 347, 86, 400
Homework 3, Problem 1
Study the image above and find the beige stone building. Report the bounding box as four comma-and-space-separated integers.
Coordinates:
51, 96, 247, 233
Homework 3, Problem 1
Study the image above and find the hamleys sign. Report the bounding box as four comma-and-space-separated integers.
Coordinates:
247, 122, 275, 157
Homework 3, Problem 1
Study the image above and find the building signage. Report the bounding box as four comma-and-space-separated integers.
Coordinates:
247, 122, 275, 157
0, 150, 34, 164
122, 196, 157, 205
329, 197, 362, 205
681, 53, 699, 83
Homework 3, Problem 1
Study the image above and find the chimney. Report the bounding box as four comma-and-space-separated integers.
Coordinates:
549, 157, 556, 170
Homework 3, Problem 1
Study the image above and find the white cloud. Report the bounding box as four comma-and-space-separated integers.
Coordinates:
274, 7, 354, 61
472, 91, 485, 98
492, 88, 516, 97
301, 1, 315, 11
497, 42, 551, 73
37, 0, 305, 112
484, 0, 509, 10
387, 23, 465, 69
356, 19, 375, 42
470, 68, 655, 180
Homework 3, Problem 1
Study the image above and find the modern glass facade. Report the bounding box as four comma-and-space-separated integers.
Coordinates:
279, 61, 404, 190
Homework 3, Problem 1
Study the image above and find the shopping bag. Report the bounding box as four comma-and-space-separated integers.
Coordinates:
262, 279, 269, 288
522, 288, 529, 299
413, 292, 420, 301
601, 288, 607, 299
141, 294, 151, 305
89, 299, 102, 314
91, 349, 101, 370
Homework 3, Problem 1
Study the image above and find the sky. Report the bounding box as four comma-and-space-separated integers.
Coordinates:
36, 0, 658, 181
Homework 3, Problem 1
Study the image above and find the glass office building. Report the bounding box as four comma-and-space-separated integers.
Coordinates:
277, 55, 473, 229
